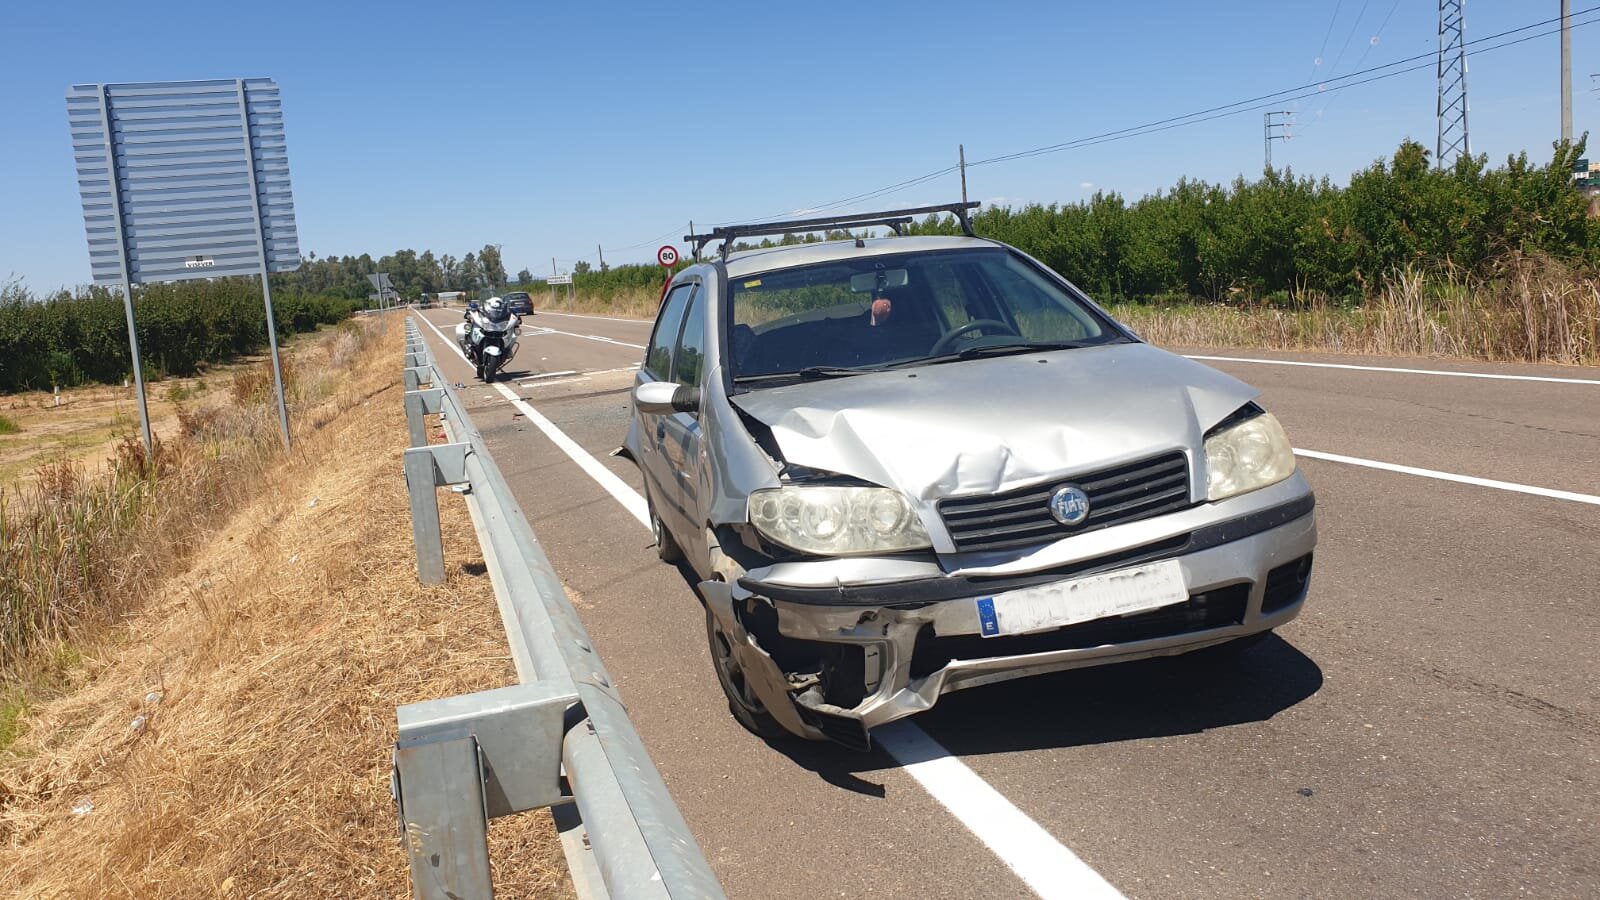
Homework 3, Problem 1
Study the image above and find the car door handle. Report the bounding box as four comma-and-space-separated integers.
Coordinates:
656, 420, 666, 441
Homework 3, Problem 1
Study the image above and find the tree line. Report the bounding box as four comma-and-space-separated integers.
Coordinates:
909, 139, 1598, 303
268, 242, 509, 300
533, 139, 1597, 310
0, 279, 362, 392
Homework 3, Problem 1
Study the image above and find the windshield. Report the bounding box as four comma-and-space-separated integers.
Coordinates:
729, 248, 1124, 381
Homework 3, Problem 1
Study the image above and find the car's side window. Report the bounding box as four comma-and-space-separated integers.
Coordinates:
645, 283, 695, 380
672, 288, 706, 388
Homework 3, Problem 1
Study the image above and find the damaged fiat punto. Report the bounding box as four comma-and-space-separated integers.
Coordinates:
621, 204, 1315, 749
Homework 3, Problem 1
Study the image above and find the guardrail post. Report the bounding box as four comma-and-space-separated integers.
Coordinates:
393, 683, 579, 899
404, 365, 432, 392
405, 446, 447, 585
393, 730, 492, 899
405, 388, 443, 449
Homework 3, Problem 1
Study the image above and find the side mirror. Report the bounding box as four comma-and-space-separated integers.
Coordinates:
633, 381, 699, 415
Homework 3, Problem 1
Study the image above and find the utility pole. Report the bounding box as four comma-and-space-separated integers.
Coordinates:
959, 144, 968, 206
1264, 111, 1293, 171
597, 243, 605, 271
1437, 0, 1471, 168
1562, 0, 1573, 143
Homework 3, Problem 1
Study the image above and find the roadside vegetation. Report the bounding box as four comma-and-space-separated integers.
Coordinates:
0, 317, 568, 895
528, 139, 1600, 365
0, 277, 363, 393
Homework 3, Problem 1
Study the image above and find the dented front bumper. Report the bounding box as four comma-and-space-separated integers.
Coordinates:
700, 483, 1317, 748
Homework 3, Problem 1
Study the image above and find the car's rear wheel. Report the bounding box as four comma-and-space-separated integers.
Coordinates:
705, 604, 789, 741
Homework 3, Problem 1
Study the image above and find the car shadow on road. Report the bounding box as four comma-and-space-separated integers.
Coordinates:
773, 635, 1323, 794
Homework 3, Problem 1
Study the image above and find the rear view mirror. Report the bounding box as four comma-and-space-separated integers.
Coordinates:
634, 381, 699, 415
849, 269, 908, 293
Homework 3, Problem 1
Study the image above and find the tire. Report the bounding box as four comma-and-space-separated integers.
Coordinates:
647, 493, 683, 564
704, 604, 790, 742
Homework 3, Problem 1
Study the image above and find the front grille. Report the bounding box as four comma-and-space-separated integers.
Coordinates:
909, 583, 1249, 678
938, 450, 1193, 553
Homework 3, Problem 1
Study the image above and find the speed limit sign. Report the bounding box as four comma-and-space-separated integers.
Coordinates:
657, 245, 680, 267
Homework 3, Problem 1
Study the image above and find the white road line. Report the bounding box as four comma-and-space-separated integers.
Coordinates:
520, 370, 580, 381
534, 310, 651, 324
417, 314, 650, 526
522, 325, 647, 350
1293, 449, 1600, 506
415, 310, 1123, 899
1188, 354, 1600, 386
875, 724, 1122, 900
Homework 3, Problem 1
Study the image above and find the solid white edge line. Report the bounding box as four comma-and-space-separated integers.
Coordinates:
875, 723, 1123, 900
417, 313, 651, 527
418, 309, 1124, 899
1187, 355, 1600, 386
1293, 449, 1600, 505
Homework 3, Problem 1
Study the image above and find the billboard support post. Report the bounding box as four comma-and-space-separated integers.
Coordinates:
237, 79, 291, 450
96, 84, 154, 454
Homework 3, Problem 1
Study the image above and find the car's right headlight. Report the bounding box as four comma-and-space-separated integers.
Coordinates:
1205, 410, 1296, 501
748, 485, 932, 555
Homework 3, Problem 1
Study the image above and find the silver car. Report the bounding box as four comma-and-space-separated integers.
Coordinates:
623, 220, 1315, 749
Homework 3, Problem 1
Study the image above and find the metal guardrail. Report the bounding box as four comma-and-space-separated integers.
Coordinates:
394, 317, 725, 899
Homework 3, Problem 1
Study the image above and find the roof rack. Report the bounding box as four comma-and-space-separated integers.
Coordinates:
685, 201, 980, 261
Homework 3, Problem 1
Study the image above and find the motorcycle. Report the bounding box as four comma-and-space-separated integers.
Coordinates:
455, 300, 520, 382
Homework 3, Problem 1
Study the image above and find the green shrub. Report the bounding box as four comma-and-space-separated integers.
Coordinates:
0, 415, 19, 435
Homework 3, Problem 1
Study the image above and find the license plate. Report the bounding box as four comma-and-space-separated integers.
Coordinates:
975, 559, 1187, 638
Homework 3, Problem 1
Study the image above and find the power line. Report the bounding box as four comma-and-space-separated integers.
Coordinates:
968, 18, 1596, 173
603, 6, 1599, 257
964, 7, 1599, 171
1308, 0, 1347, 84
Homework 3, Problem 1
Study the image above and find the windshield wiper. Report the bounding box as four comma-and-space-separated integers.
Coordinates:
881, 340, 1102, 370
951, 340, 1099, 360
797, 365, 881, 380
734, 365, 881, 384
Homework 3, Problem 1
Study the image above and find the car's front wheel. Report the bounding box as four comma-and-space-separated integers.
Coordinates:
705, 604, 790, 742
646, 492, 683, 564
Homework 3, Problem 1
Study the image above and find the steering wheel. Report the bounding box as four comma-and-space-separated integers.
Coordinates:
930, 319, 1020, 356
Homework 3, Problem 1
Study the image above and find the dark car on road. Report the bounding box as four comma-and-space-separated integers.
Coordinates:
501, 291, 534, 315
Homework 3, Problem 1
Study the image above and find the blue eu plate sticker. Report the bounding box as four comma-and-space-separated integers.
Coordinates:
977, 597, 1000, 637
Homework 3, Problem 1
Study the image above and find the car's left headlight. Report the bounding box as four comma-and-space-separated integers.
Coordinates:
748, 485, 932, 555
1205, 411, 1296, 501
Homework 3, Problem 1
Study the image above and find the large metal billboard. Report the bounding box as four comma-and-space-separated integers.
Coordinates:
65, 77, 302, 449
67, 78, 301, 284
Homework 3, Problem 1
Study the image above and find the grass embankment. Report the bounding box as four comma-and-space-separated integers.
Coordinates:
1112, 258, 1600, 366
539, 255, 1600, 366
0, 318, 569, 896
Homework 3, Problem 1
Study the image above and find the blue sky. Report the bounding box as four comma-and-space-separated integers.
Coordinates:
2, 1, 1596, 291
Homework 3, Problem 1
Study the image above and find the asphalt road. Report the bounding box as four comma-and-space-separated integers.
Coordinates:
419, 307, 1600, 899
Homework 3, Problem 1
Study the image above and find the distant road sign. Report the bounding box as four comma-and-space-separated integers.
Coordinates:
548, 274, 573, 285
656, 245, 679, 267
67, 78, 301, 285
368, 272, 394, 291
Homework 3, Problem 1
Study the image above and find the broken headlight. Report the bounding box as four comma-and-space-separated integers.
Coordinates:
748, 486, 932, 555
1205, 410, 1296, 501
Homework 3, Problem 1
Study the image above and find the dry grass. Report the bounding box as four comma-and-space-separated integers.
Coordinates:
0, 318, 570, 897
535, 286, 657, 319
1111, 256, 1600, 366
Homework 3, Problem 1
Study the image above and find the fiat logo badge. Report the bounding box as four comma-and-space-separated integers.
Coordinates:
1049, 485, 1091, 526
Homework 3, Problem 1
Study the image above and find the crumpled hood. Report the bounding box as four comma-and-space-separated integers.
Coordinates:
729, 342, 1256, 503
